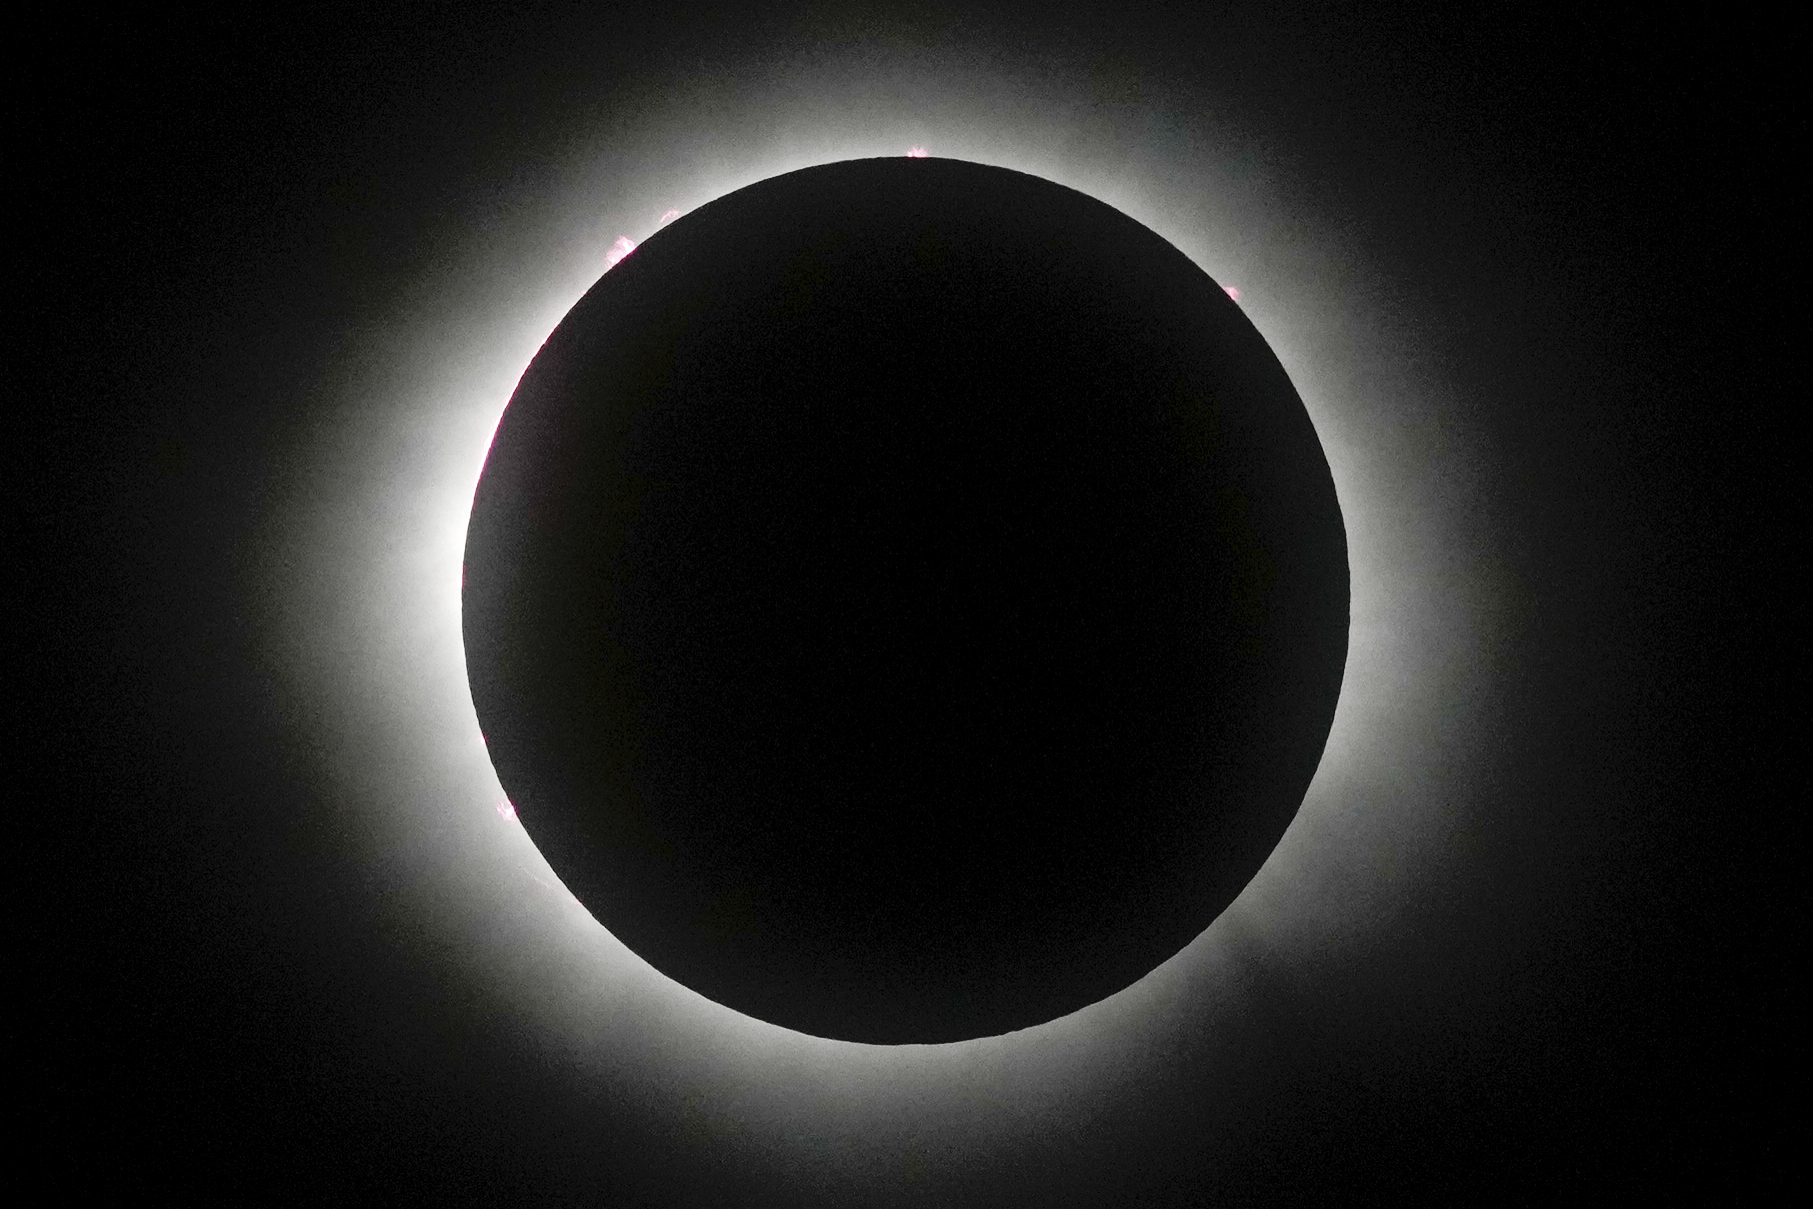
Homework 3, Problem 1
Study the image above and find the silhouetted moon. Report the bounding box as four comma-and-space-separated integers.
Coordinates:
463, 158, 1348, 1043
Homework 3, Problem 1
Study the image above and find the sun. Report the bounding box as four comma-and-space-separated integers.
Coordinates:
266, 95, 1483, 1173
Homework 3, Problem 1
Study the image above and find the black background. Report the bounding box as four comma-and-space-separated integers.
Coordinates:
24, 4, 1793, 1201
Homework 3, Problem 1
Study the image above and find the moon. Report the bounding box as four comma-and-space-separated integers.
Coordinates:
461, 157, 1348, 1043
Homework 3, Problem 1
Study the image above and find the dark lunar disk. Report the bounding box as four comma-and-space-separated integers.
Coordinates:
463, 158, 1348, 1044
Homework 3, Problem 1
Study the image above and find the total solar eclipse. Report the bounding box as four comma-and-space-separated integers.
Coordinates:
462, 157, 1348, 1043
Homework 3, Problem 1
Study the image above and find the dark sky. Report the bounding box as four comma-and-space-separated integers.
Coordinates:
26, 4, 1792, 1201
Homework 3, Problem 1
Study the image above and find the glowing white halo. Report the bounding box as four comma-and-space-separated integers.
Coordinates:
264, 95, 1491, 1182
